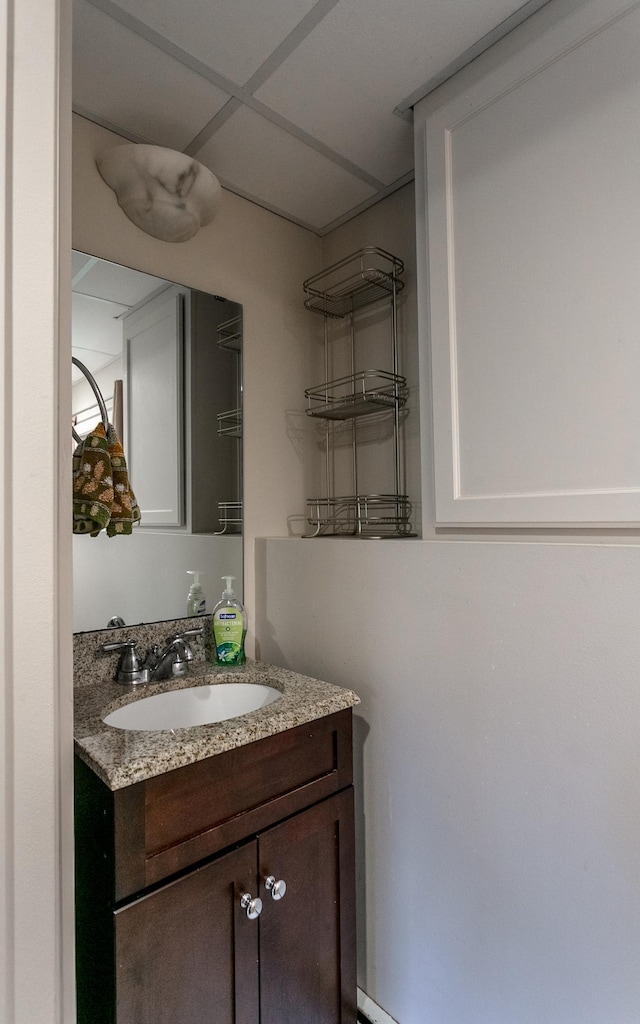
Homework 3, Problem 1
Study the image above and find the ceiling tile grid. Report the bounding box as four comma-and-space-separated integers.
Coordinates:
110, 0, 321, 84
253, 0, 531, 186
195, 104, 377, 231
73, 0, 232, 150
72, 0, 544, 233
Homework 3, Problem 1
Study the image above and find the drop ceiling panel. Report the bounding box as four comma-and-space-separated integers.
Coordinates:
257, 51, 413, 184
72, 251, 93, 278
72, 294, 128, 357
195, 105, 376, 230
72, 252, 166, 306
255, 0, 529, 184
73, 0, 231, 149
110, 0, 320, 85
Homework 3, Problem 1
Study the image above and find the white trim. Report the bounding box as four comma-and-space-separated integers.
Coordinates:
358, 987, 400, 1024
1, 0, 74, 1020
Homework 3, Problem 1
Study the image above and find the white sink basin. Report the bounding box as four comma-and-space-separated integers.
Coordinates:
103, 682, 282, 731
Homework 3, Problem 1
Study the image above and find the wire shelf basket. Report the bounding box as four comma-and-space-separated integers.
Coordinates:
306, 494, 414, 538
303, 247, 404, 318
305, 369, 408, 420
214, 501, 243, 534
216, 315, 243, 351
217, 408, 242, 437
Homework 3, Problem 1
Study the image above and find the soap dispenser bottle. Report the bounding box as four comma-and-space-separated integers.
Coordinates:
186, 570, 207, 616
210, 576, 246, 665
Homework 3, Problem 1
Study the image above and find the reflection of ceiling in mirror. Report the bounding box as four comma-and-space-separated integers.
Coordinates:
71, 251, 166, 381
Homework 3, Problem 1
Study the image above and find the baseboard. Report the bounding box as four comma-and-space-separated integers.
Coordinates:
357, 987, 399, 1024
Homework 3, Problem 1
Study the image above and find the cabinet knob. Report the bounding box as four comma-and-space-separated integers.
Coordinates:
264, 875, 287, 901
240, 893, 263, 920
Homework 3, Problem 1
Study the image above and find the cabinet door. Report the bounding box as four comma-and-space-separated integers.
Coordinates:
114, 841, 259, 1024
258, 789, 357, 1024
417, 0, 640, 525
123, 284, 185, 526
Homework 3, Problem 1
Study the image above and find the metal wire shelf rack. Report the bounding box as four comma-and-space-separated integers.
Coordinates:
214, 501, 243, 534
306, 495, 413, 538
303, 247, 404, 318
301, 246, 414, 538
217, 407, 242, 437
216, 315, 243, 351
305, 369, 408, 420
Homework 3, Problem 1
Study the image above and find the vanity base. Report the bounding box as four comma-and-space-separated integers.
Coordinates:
75, 708, 356, 1024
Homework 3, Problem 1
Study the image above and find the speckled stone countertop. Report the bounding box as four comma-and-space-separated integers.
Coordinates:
74, 651, 360, 791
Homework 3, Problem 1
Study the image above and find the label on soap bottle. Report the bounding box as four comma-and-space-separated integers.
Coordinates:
213, 609, 246, 664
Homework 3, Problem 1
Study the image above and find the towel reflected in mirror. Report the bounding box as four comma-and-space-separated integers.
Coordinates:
72, 422, 140, 536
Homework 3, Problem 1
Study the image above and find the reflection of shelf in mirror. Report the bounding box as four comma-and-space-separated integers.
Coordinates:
303, 247, 404, 319
214, 501, 242, 535
217, 408, 242, 437
306, 494, 415, 538
305, 370, 407, 420
217, 315, 242, 351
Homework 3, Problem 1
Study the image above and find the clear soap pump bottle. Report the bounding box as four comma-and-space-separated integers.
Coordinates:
186, 571, 206, 616
210, 575, 246, 665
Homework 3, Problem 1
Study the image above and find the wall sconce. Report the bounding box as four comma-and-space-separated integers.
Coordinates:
97, 144, 222, 243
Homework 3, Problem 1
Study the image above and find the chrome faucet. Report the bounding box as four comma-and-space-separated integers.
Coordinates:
148, 629, 202, 681
101, 627, 204, 685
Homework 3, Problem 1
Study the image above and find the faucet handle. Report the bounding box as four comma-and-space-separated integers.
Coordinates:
101, 638, 139, 656
100, 640, 148, 685
166, 637, 194, 664
163, 626, 204, 663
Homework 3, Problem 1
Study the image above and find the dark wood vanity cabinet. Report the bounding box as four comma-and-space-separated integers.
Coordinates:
115, 841, 258, 1024
75, 709, 356, 1024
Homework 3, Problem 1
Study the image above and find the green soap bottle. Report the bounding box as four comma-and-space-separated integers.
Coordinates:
210, 576, 246, 666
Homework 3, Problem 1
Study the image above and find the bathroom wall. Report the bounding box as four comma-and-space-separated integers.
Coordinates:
259, 535, 640, 1024
72, 113, 322, 640
256, 14, 640, 1024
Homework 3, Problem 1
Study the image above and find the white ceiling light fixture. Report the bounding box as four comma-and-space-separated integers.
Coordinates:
97, 144, 222, 243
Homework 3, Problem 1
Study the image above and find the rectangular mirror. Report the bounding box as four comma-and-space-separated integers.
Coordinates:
72, 251, 242, 632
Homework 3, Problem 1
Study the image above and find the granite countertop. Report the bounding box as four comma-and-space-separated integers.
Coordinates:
74, 659, 360, 791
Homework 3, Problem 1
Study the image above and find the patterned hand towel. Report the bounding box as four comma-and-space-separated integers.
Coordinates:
72, 423, 114, 536
106, 425, 141, 536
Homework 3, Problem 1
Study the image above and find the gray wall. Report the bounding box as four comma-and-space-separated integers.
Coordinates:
257, 537, 640, 1024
